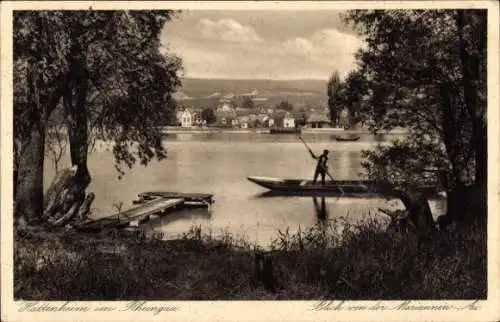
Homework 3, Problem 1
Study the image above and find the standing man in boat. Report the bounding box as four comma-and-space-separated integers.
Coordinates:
299, 136, 333, 185
311, 149, 330, 185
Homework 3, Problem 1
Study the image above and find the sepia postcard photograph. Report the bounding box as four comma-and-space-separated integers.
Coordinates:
1, 1, 499, 321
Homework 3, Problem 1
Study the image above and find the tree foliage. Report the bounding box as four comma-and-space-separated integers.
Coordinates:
201, 107, 217, 124
14, 10, 183, 223
276, 100, 294, 112
327, 71, 343, 125
242, 97, 255, 109
342, 9, 487, 224
339, 70, 370, 126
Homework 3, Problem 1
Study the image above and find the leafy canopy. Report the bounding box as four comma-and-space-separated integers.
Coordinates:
14, 10, 183, 178
341, 10, 486, 187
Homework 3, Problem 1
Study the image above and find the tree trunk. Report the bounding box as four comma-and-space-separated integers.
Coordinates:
64, 83, 91, 188
14, 125, 45, 226
474, 10, 487, 186
14, 61, 46, 226
456, 10, 487, 185
377, 181, 436, 239
443, 182, 486, 230
438, 83, 464, 187
43, 166, 94, 226
453, 10, 487, 226
64, 28, 91, 189
393, 188, 436, 238
328, 98, 338, 126
438, 80, 488, 226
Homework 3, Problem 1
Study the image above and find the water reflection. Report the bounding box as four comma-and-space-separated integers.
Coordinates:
45, 131, 415, 246
145, 207, 212, 228
374, 133, 386, 142
330, 150, 362, 180
313, 196, 328, 223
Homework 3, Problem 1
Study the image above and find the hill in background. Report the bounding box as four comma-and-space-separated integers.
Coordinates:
177, 78, 328, 110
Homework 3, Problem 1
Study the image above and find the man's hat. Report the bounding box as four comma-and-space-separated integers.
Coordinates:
323, 149, 329, 154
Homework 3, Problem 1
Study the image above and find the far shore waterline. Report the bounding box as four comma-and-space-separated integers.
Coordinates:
47, 127, 410, 137
161, 126, 410, 135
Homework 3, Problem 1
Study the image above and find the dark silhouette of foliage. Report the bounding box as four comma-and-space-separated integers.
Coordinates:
242, 97, 255, 109
342, 9, 486, 226
327, 71, 342, 126
201, 107, 217, 124
276, 100, 294, 112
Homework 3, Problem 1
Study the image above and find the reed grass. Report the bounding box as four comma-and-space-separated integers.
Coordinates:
14, 215, 486, 300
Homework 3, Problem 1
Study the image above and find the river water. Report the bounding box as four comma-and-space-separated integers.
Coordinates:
44, 132, 446, 247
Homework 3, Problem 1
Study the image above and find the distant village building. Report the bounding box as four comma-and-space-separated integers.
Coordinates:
238, 116, 250, 128
257, 113, 269, 124
189, 108, 204, 127
175, 110, 183, 125
306, 112, 331, 128
256, 106, 268, 115
216, 103, 235, 113
252, 97, 269, 102
179, 109, 193, 128
175, 106, 207, 128
268, 118, 275, 127
215, 108, 236, 127
291, 112, 306, 126
273, 111, 295, 128
283, 115, 295, 128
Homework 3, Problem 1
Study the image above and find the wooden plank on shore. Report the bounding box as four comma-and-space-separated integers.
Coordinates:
76, 197, 185, 231
121, 198, 184, 221
75, 217, 126, 231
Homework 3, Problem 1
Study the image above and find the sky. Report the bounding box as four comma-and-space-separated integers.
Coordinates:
160, 10, 365, 80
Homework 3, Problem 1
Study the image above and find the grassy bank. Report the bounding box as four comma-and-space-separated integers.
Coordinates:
14, 217, 486, 300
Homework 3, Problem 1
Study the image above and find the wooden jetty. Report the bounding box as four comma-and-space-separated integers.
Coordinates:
76, 191, 214, 232
136, 191, 215, 206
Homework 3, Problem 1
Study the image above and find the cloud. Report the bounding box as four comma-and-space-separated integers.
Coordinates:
280, 28, 363, 57
264, 28, 365, 78
194, 18, 262, 43
282, 37, 315, 55
162, 16, 365, 79
309, 28, 365, 54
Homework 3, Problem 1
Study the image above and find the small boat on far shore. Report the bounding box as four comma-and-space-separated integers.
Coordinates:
334, 134, 361, 142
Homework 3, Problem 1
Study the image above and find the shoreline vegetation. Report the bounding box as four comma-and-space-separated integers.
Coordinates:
15, 215, 486, 300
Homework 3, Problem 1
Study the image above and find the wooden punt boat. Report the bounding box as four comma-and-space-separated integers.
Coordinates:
247, 176, 440, 197
248, 176, 379, 195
